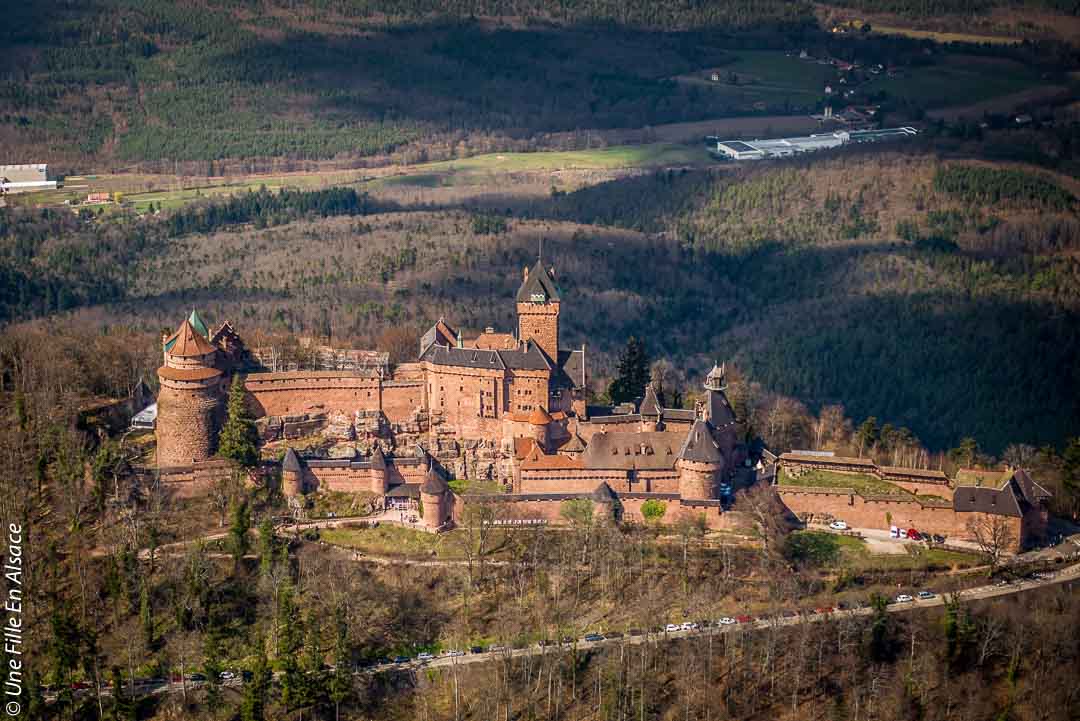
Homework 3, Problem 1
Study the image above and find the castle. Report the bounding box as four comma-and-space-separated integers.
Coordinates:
154, 259, 1050, 546
155, 260, 745, 529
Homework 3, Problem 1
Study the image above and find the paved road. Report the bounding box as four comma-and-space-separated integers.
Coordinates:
58, 560, 1078, 703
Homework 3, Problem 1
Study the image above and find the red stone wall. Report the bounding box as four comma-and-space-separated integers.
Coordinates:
677, 459, 721, 500
776, 488, 1024, 548
156, 382, 219, 466
507, 369, 550, 415
516, 301, 559, 361
381, 381, 424, 424
245, 372, 381, 417
889, 480, 955, 500
424, 365, 506, 438
520, 469, 627, 494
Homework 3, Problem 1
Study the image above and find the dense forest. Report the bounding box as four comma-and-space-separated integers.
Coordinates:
2, 0, 1076, 169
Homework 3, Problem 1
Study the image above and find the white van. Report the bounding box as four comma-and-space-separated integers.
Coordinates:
889, 526, 900, 539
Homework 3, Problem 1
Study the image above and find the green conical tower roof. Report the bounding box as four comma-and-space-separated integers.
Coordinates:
188, 309, 209, 338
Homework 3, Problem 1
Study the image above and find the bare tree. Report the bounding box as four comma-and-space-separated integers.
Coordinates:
966, 515, 1016, 575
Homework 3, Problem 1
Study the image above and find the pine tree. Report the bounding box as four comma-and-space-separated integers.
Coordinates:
240, 638, 270, 721
329, 605, 351, 721
218, 374, 258, 467
139, 581, 154, 649
607, 336, 650, 405
229, 499, 251, 570
110, 665, 136, 721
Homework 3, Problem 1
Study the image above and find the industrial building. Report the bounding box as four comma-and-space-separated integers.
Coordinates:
709, 127, 917, 161
0, 164, 57, 194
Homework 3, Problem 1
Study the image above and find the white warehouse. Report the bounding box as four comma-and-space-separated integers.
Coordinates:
0, 164, 58, 194
710, 127, 917, 161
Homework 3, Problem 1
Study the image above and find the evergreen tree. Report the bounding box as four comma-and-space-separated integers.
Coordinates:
240, 638, 271, 721
218, 374, 258, 467
110, 665, 136, 721
329, 605, 351, 721
607, 336, 650, 405
229, 499, 251, 570
258, 516, 275, 577
139, 580, 154, 649
949, 436, 980, 468
203, 633, 224, 709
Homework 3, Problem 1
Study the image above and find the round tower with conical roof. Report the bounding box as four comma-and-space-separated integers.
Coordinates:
368, 446, 389, 494
281, 447, 304, 497
420, 465, 452, 529
156, 314, 224, 467
528, 406, 552, 451
675, 419, 724, 500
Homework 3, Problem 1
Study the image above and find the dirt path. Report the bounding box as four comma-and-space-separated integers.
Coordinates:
927, 84, 1069, 121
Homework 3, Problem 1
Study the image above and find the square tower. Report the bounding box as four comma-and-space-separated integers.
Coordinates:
516, 261, 560, 361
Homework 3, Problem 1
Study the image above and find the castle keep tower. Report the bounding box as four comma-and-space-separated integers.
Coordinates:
282, 447, 304, 497
516, 261, 561, 361
155, 313, 223, 467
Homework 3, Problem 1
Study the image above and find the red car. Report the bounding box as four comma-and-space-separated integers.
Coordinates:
736, 615, 753, 624
815, 606, 834, 614
906, 528, 920, 540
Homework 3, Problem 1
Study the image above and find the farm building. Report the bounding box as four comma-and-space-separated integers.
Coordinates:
0, 164, 57, 194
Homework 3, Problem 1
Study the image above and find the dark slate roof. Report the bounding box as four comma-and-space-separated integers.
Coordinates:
369, 446, 386, 470
639, 384, 661, 417
677, 420, 724, 464
419, 319, 457, 357
953, 484, 1023, 517
558, 433, 587, 453
580, 431, 683, 471
282, 448, 302, 472
1010, 468, 1052, 504
516, 261, 561, 303
555, 349, 586, 390
499, 340, 552, 370
385, 483, 420, 498
420, 343, 507, 369
663, 408, 697, 422
591, 483, 617, 503
421, 467, 449, 494
587, 414, 641, 424
704, 389, 736, 427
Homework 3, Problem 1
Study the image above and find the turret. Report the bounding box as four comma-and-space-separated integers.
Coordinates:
528, 406, 553, 451
282, 448, 304, 497
675, 419, 724, 500
156, 316, 224, 467
420, 466, 451, 529
639, 383, 663, 432
369, 446, 388, 494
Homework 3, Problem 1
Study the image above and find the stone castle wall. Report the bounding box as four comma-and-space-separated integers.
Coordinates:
516, 301, 559, 361
156, 383, 219, 466
775, 487, 1023, 548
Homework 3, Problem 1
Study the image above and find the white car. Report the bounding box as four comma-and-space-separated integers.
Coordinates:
829, 521, 848, 531
894, 594, 914, 603
679, 622, 698, 632
718, 617, 737, 626
664, 623, 680, 632
219, 671, 236, 681
416, 652, 434, 662
443, 650, 465, 657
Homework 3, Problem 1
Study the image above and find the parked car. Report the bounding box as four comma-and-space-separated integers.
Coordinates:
815, 606, 834, 614
665, 623, 680, 632
628, 629, 644, 636
679, 622, 699, 631
219, 671, 237, 681
538, 639, 556, 647
906, 528, 920, 540
444, 650, 465, 657
917, 591, 936, 600
392, 656, 411, 664
781, 610, 798, 618
890, 526, 900, 539
583, 633, 604, 642
736, 615, 753, 624
932, 534, 946, 544
487, 645, 505, 653
416, 652, 434, 661
604, 632, 624, 639
718, 617, 737, 625
894, 594, 914, 603
829, 520, 848, 531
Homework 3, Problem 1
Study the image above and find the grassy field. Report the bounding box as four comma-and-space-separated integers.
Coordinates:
873, 25, 1022, 45
788, 530, 981, 572
674, 50, 833, 105
778, 468, 910, 497
320, 524, 458, 558
875, 56, 1042, 109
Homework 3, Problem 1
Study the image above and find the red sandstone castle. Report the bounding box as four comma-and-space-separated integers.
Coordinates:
156, 260, 744, 529
154, 260, 1051, 546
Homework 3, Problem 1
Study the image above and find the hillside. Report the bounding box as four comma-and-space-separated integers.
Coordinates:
3, 150, 1077, 453
2, 0, 1073, 171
